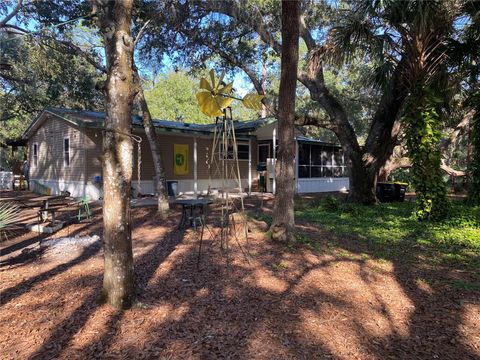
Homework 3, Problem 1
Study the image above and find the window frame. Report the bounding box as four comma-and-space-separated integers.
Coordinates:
218, 142, 250, 161
237, 143, 250, 161
63, 137, 70, 167
32, 143, 38, 167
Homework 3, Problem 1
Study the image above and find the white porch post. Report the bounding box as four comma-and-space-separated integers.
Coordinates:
295, 138, 299, 194
248, 138, 252, 195
272, 127, 276, 195
194, 137, 198, 195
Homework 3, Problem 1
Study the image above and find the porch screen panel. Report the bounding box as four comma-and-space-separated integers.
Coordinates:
322, 147, 333, 177
297, 142, 346, 178
258, 144, 270, 163
333, 149, 343, 177
310, 145, 322, 178
298, 143, 310, 178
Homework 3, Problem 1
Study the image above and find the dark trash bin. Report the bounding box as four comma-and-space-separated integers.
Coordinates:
376, 182, 408, 202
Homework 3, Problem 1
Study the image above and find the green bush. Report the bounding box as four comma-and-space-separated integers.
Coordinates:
320, 195, 341, 211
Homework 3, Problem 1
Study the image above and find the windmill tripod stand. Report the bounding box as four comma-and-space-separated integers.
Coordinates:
192, 108, 250, 269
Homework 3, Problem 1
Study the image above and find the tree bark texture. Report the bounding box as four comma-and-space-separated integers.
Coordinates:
271, 0, 299, 242
95, 0, 136, 309
133, 68, 169, 213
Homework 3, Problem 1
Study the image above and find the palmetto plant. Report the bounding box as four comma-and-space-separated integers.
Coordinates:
0, 202, 21, 240
329, 0, 457, 90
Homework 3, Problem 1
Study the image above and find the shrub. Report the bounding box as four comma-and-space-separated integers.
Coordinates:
320, 195, 341, 212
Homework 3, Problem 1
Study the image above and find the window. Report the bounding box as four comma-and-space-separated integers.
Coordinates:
218, 143, 249, 160
237, 144, 249, 160
33, 143, 38, 166
298, 143, 346, 178
63, 138, 70, 167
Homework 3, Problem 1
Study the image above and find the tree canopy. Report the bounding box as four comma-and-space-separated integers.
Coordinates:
143, 70, 258, 123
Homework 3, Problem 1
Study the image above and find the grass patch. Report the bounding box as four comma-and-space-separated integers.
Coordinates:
250, 213, 273, 227
295, 197, 480, 268
294, 232, 321, 252
451, 280, 480, 292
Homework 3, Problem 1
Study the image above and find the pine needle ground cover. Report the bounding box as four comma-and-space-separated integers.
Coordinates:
295, 197, 480, 269
1, 197, 479, 359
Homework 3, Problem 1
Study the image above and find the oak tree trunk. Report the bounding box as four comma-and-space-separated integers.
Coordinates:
347, 159, 378, 204
95, 0, 136, 309
133, 68, 169, 213
271, 0, 299, 243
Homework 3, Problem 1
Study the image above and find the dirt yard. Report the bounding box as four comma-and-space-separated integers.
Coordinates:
0, 193, 479, 359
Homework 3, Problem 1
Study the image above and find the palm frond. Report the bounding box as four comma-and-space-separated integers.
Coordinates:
0, 202, 21, 231
369, 60, 396, 90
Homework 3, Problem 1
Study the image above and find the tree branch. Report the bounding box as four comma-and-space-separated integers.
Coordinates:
175, 24, 281, 117
133, 19, 152, 48
440, 109, 475, 151
5, 25, 106, 73
0, 0, 22, 28
294, 113, 333, 129
300, 14, 316, 51
200, 0, 282, 54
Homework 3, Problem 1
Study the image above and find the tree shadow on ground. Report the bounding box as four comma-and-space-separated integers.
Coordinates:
25, 213, 184, 359
308, 223, 480, 359
3, 205, 479, 359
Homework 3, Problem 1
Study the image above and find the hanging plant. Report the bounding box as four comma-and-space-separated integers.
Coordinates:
404, 86, 449, 220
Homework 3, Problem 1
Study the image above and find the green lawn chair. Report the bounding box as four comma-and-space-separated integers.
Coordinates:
75, 196, 92, 222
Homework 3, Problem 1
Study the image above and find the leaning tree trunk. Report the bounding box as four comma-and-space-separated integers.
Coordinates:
133, 68, 169, 213
95, 0, 136, 309
270, 0, 299, 243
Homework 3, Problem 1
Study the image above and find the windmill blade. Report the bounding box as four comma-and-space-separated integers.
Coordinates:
242, 93, 265, 110
199, 77, 213, 91
196, 91, 224, 117
217, 82, 233, 95
209, 69, 216, 90
215, 95, 234, 110
217, 70, 226, 90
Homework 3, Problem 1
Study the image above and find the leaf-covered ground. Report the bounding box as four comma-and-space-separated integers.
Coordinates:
0, 194, 479, 359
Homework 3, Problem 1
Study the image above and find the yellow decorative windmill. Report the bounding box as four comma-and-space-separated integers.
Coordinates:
196, 69, 264, 117
195, 69, 265, 267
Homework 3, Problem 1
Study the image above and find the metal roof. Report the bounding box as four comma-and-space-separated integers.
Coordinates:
296, 136, 342, 148
42, 108, 274, 135
18, 108, 339, 147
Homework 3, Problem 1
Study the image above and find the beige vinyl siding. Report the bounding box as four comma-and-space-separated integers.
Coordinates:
195, 137, 212, 180
79, 127, 258, 184
84, 130, 200, 183
130, 132, 257, 182
83, 128, 103, 181
28, 116, 85, 183
162, 134, 195, 180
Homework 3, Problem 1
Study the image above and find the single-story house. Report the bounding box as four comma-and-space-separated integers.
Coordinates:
18, 108, 349, 200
